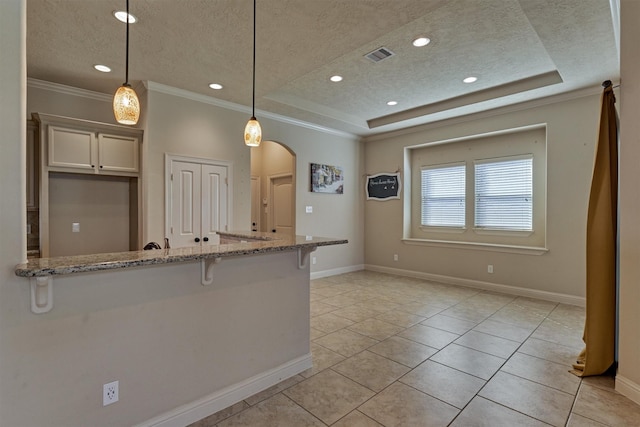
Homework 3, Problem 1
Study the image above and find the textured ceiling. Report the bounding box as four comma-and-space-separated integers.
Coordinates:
26, 0, 619, 136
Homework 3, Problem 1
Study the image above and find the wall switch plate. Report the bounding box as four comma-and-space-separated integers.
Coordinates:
312, 256, 317, 265
103, 381, 119, 406
305, 206, 313, 213
72, 222, 80, 233
393, 254, 398, 261
487, 264, 494, 273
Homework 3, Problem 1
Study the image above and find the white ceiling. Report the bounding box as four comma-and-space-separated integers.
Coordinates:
26, 0, 619, 136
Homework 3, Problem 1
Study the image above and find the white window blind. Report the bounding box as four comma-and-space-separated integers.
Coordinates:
474, 156, 533, 230
421, 164, 465, 227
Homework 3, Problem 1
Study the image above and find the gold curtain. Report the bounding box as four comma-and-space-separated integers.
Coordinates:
572, 82, 618, 377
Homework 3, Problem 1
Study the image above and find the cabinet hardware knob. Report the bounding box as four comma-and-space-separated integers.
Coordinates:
91, 165, 95, 168
203, 237, 209, 242
99, 165, 103, 168
194, 237, 200, 243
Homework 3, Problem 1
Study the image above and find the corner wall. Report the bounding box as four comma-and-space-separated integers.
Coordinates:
364, 93, 601, 301
616, 0, 640, 405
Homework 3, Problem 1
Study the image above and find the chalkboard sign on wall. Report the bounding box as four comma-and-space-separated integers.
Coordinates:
366, 172, 401, 200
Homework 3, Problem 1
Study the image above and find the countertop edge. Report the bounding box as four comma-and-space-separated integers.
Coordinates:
15, 233, 348, 278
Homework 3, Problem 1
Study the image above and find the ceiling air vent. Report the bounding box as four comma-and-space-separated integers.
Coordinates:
364, 47, 395, 63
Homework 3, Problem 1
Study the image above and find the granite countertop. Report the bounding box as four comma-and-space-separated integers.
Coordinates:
15, 231, 348, 278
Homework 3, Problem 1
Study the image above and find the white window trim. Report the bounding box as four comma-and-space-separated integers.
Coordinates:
402, 237, 548, 255
406, 124, 547, 250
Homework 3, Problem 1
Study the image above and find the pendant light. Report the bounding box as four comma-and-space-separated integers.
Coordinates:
244, 0, 262, 147
113, 0, 140, 125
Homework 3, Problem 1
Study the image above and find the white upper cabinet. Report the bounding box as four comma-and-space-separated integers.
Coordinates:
36, 113, 142, 177
48, 127, 139, 174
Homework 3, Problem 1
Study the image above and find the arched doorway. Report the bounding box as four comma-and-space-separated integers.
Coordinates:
250, 141, 296, 235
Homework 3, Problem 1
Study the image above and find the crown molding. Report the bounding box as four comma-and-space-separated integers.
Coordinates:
144, 81, 358, 140
364, 83, 612, 143
27, 78, 112, 102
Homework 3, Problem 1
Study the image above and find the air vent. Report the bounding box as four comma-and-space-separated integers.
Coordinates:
364, 47, 395, 63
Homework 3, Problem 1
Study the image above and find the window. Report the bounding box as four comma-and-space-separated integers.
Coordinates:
475, 156, 533, 231
407, 125, 546, 250
421, 163, 465, 227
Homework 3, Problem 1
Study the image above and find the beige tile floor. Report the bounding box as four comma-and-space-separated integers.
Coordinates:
189, 271, 640, 427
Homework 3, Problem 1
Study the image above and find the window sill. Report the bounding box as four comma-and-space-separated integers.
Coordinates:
402, 238, 548, 255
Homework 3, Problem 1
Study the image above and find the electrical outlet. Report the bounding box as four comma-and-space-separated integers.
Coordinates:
393, 254, 398, 261
103, 381, 119, 406
72, 222, 80, 233
305, 206, 313, 213
487, 264, 494, 274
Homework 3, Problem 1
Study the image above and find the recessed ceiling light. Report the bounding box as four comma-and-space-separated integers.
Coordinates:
94, 64, 111, 73
209, 83, 223, 90
412, 37, 431, 47
330, 75, 343, 82
387, 101, 398, 106
463, 76, 478, 83
113, 10, 137, 23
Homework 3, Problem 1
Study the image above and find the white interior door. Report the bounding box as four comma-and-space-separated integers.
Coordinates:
201, 164, 228, 245
170, 161, 202, 248
269, 174, 293, 235
168, 158, 229, 248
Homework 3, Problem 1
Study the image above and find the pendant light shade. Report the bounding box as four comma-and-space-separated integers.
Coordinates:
244, 117, 262, 147
113, 84, 140, 125
113, 0, 140, 125
245, 0, 262, 147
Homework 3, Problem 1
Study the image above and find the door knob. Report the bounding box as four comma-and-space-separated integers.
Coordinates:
203, 237, 209, 242
272, 229, 276, 233
194, 237, 200, 243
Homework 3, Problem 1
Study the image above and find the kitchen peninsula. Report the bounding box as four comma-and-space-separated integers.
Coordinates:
16, 231, 346, 278
14, 232, 347, 427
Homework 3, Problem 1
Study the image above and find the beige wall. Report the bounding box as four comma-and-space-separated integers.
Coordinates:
48, 173, 132, 256
617, 0, 640, 404
364, 94, 601, 299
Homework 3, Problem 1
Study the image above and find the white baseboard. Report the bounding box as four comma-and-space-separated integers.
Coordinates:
311, 264, 364, 280
134, 353, 312, 427
616, 374, 640, 406
364, 264, 586, 307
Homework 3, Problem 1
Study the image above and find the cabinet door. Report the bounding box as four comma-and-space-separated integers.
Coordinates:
48, 126, 96, 171
98, 133, 139, 173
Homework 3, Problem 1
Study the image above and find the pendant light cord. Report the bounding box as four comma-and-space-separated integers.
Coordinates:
125, 0, 130, 85
252, 0, 256, 118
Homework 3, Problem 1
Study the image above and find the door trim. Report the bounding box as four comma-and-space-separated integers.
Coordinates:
164, 153, 233, 241
251, 175, 261, 232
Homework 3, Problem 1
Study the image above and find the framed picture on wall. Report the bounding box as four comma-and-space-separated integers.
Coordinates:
310, 163, 344, 194
366, 172, 401, 200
